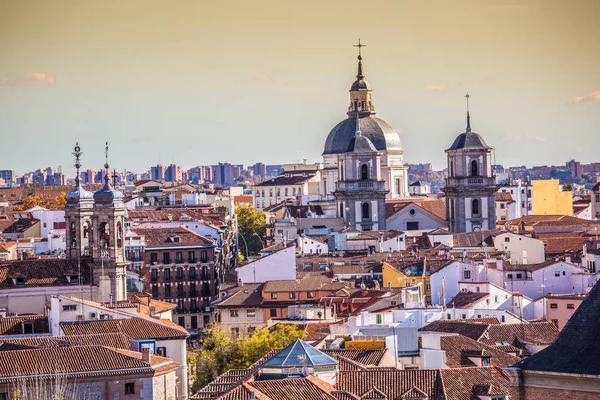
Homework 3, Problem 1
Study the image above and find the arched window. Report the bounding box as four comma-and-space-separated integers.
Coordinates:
449, 159, 454, 177
471, 160, 478, 177
361, 164, 369, 180
362, 202, 370, 220
70, 222, 77, 248
117, 222, 123, 248
472, 199, 480, 216
99, 222, 110, 248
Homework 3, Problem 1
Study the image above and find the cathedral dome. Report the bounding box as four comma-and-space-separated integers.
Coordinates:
446, 130, 491, 151
323, 115, 402, 155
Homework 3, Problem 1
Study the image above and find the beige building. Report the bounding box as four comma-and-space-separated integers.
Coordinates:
213, 283, 265, 336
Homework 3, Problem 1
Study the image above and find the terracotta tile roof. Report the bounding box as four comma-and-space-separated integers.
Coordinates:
0, 259, 93, 289
452, 230, 501, 247
337, 370, 442, 400
60, 317, 189, 340
385, 199, 447, 220
128, 208, 224, 226
447, 292, 489, 308
248, 376, 336, 400
535, 232, 591, 254
495, 192, 514, 202
502, 260, 559, 272
347, 230, 404, 241
131, 226, 215, 247
1, 218, 39, 234
263, 275, 345, 293
212, 283, 264, 309
0, 333, 131, 349
0, 314, 49, 335
592, 182, 600, 192
0, 345, 178, 381
439, 367, 510, 400
421, 321, 489, 341
321, 348, 388, 367
438, 334, 521, 368
454, 317, 501, 325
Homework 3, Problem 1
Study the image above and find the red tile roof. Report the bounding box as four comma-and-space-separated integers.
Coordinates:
385, 199, 447, 220
0, 314, 49, 335
0, 259, 93, 289
0, 345, 178, 381
0, 333, 131, 349
439, 367, 510, 400
248, 376, 336, 400
447, 292, 490, 308
60, 317, 189, 340
438, 334, 521, 368
254, 174, 316, 187
131, 226, 215, 247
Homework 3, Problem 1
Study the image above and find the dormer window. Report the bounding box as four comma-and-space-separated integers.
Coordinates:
70, 275, 80, 285
15, 278, 25, 287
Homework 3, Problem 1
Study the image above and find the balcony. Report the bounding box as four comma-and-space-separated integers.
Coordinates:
446, 176, 496, 188
335, 180, 386, 192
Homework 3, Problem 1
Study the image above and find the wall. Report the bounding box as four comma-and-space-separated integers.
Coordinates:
236, 246, 296, 283
493, 233, 545, 265
532, 180, 573, 216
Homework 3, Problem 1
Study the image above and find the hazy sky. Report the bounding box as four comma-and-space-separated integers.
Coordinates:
1, 0, 599, 175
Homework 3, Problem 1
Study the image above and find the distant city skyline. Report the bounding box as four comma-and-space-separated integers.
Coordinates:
1, 0, 599, 174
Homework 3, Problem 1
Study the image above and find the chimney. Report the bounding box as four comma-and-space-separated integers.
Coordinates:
142, 347, 151, 362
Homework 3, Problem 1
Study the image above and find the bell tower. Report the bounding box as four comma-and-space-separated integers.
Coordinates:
91, 142, 127, 302
64, 142, 94, 259
348, 39, 376, 116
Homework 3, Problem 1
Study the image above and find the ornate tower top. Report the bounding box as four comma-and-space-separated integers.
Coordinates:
66, 142, 94, 204
465, 92, 472, 132
348, 39, 376, 116
93, 141, 124, 206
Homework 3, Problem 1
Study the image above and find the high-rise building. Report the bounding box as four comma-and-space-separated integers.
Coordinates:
249, 163, 267, 181
150, 164, 167, 181
165, 164, 183, 183
0, 170, 16, 187
212, 163, 241, 187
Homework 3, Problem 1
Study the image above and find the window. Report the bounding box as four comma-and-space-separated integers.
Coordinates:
70, 275, 80, 285
189, 267, 196, 280
270, 309, 277, 317
177, 300, 184, 312
189, 283, 197, 297
156, 347, 167, 357
463, 270, 471, 280
596, 194, 600, 203
285, 188, 289, 196
125, 383, 135, 395
178, 317, 185, 327
176, 252, 183, 263
151, 269, 158, 282
248, 326, 256, 335
396, 178, 401, 194
177, 284, 184, 297
165, 284, 172, 298
470, 160, 478, 176
201, 250, 208, 263
269, 189, 273, 197
361, 202, 370, 220
150, 252, 158, 264
188, 251, 196, 263
230, 310, 239, 318
164, 268, 171, 281
271, 293, 278, 299
516, 273, 522, 279
406, 221, 420, 231
191, 316, 198, 329
289, 292, 296, 299
376, 314, 382, 324
190, 299, 197, 312
505, 237, 510, 242
15, 278, 25, 286
247, 309, 256, 317
495, 295, 498, 303
360, 164, 369, 180
307, 292, 314, 298
482, 358, 490, 366
163, 252, 171, 264
567, 304, 575, 309
472, 199, 480, 216
554, 271, 560, 277
500, 203, 505, 209
231, 327, 240, 336
507, 273, 513, 279
177, 267, 184, 280
550, 303, 558, 309
62, 305, 77, 311
152, 285, 158, 298
339, 203, 344, 218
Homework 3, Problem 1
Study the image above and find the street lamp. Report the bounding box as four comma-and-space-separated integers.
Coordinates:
253, 232, 265, 249
238, 233, 249, 260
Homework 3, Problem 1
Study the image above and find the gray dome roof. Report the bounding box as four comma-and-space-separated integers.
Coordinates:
350, 78, 371, 91
447, 131, 492, 151
348, 135, 377, 153
66, 182, 94, 204
94, 179, 124, 205
323, 115, 402, 155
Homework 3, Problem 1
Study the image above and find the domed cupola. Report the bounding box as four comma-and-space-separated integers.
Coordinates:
93, 142, 124, 207
66, 142, 94, 205
446, 107, 492, 152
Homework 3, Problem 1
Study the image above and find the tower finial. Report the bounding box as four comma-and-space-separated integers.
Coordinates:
465, 92, 471, 132
353, 39, 366, 80
104, 141, 110, 184
355, 112, 361, 137
73, 142, 82, 185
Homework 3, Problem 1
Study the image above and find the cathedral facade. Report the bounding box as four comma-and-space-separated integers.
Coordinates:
321, 46, 409, 230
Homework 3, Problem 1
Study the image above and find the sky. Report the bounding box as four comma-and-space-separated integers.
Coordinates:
1, 0, 599, 176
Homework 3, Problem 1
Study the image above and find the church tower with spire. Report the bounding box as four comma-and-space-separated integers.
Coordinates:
64, 142, 95, 259
322, 40, 409, 205
443, 94, 497, 233
91, 142, 127, 302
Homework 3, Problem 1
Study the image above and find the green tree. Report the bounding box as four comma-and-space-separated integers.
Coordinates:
190, 324, 303, 392
235, 203, 266, 257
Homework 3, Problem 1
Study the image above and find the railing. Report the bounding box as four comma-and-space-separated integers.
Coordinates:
336, 180, 386, 192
